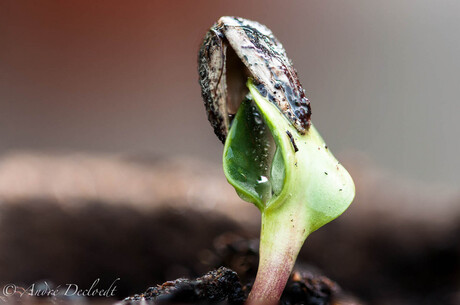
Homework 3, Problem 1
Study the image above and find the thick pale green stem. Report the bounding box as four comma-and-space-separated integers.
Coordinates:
247, 204, 309, 304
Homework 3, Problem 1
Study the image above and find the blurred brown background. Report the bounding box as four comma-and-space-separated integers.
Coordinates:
0, 1, 459, 305
1, 0, 459, 187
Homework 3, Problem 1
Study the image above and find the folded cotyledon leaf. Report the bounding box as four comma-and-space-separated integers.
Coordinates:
198, 16, 355, 304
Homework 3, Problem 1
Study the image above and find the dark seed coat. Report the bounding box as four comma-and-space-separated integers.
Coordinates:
198, 16, 311, 143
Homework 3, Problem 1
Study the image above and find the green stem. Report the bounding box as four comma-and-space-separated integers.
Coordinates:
247, 205, 308, 304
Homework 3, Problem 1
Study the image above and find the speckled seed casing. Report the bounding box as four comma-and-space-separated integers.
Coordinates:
198, 16, 311, 143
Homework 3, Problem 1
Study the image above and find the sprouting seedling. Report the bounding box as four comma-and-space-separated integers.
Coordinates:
198, 17, 355, 304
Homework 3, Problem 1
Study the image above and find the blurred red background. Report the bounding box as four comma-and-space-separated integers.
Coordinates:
1, 0, 459, 187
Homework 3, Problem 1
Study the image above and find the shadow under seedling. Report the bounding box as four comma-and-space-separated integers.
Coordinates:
198, 16, 355, 304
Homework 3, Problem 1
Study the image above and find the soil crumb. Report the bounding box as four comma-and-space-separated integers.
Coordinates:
280, 270, 360, 305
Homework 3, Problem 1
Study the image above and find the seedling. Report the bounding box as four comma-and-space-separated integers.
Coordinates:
198, 17, 355, 304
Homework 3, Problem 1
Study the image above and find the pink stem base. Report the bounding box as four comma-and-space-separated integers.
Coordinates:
246, 256, 294, 305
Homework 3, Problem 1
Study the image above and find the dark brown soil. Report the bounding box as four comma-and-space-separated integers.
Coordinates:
122, 266, 359, 305
123, 267, 245, 305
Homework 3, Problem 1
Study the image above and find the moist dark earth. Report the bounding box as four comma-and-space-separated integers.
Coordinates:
123, 267, 354, 305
